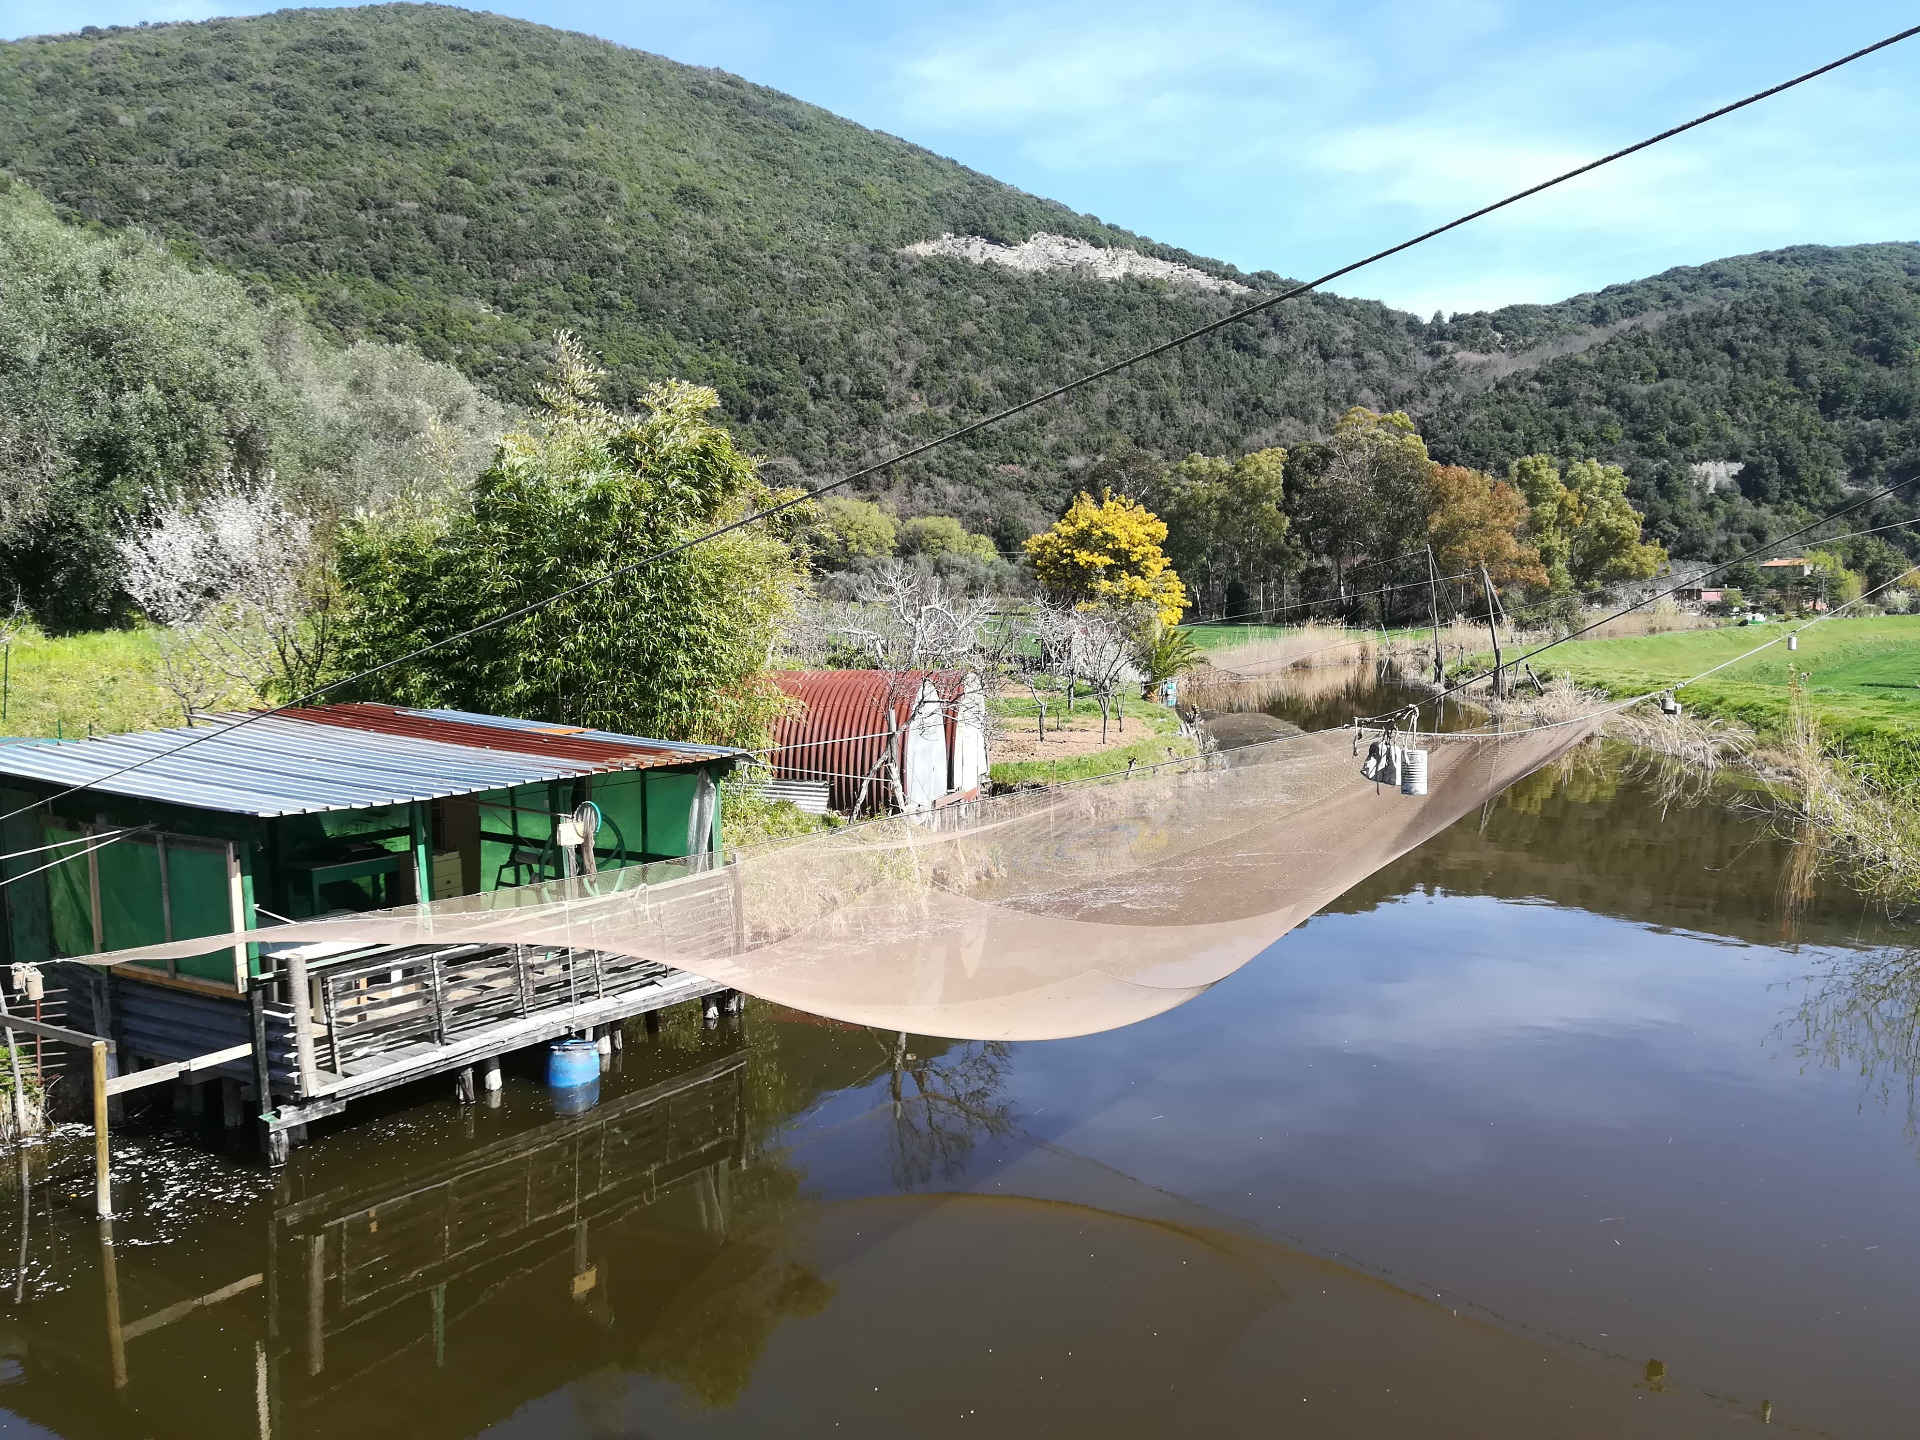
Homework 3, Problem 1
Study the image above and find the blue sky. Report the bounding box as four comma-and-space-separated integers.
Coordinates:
6, 0, 1920, 316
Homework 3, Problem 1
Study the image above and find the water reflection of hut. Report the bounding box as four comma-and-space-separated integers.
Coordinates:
768, 670, 988, 816
268, 1047, 750, 1420
5, 1040, 756, 1439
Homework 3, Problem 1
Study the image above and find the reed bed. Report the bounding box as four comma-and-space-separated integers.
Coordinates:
1597, 679, 1920, 910
1194, 625, 1378, 678
1182, 658, 1391, 716
1578, 600, 1717, 641
1773, 683, 1920, 909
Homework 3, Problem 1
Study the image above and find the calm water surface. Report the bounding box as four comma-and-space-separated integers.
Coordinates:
0, 678, 1915, 1438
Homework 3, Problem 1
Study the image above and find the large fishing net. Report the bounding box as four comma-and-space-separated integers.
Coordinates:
78, 720, 1597, 1041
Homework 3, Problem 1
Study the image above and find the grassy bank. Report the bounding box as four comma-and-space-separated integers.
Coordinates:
989, 691, 1194, 787
0, 627, 197, 739
1520, 617, 1920, 785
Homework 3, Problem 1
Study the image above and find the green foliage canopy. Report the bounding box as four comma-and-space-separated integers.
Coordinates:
1508, 454, 1665, 594
0, 174, 505, 630
1288, 409, 1434, 595
1156, 448, 1295, 615
897, 515, 997, 561
333, 341, 808, 746
808, 497, 898, 569
0, 176, 299, 628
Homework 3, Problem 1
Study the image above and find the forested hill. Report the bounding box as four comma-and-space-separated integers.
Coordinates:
1425, 272, 1920, 556
0, 3, 1435, 543
2, 3, 1919, 561
1435, 242, 1920, 355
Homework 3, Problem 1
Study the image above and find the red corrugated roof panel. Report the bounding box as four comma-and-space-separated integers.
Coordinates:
281, 703, 695, 771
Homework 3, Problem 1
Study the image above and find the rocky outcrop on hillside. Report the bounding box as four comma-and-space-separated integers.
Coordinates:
902, 233, 1251, 295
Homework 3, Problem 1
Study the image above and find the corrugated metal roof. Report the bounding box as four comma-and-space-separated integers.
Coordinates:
400, 708, 745, 760
766, 670, 948, 813
0, 704, 745, 818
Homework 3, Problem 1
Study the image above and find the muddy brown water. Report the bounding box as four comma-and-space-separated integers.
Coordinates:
0, 672, 1915, 1438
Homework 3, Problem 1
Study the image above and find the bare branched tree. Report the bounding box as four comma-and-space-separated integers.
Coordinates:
833, 559, 997, 673
118, 472, 334, 719
1022, 598, 1086, 736
1075, 606, 1145, 745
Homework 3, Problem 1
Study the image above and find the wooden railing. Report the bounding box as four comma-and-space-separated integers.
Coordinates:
311, 944, 677, 1078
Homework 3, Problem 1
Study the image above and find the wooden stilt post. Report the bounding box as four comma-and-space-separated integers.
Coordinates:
284, 953, 318, 1101
305, 1233, 325, 1377
15, 1146, 29, 1306
0, 984, 29, 1144
99, 1217, 127, 1390
249, 980, 274, 1157
254, 1340, 271, 1440
91, 1042, 111, 1221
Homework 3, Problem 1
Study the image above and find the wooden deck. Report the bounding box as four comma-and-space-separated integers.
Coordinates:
267, 942, 727, 1131
74, 938, 729, 1146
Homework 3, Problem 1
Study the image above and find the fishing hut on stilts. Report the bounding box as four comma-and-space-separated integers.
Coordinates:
0, 704, 751, 1211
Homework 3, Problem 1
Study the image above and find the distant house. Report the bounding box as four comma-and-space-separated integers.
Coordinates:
1667, 562, 1722, 607
1759, 557, 1812, 576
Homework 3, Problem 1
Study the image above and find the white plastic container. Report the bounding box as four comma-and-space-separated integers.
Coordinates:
1399, 747, 1429, 796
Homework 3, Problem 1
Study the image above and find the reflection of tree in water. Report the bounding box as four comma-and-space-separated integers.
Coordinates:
625, 1237, 837, 1410
1499, 742, 1621, 815
1788, 944, 1920, 1144
605, 1004, 842, 1411
578, 1009, 1014, 1410
884, 1032, 1016, 1190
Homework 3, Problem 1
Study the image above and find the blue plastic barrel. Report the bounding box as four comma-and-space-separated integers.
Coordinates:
551, 1079, 600, 1116
546, 1038, 600, 1089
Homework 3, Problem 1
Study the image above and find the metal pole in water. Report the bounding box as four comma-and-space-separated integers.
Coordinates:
1479, 564, 1505, 700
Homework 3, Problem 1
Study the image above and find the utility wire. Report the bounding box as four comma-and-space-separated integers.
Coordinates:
5, 21, 1919, 828
1186, 567, 1479, 627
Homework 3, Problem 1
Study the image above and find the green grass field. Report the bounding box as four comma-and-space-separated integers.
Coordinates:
1183, 623, 1378, 650
1519, 616, 1920, 784
0, 627, 197, 740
